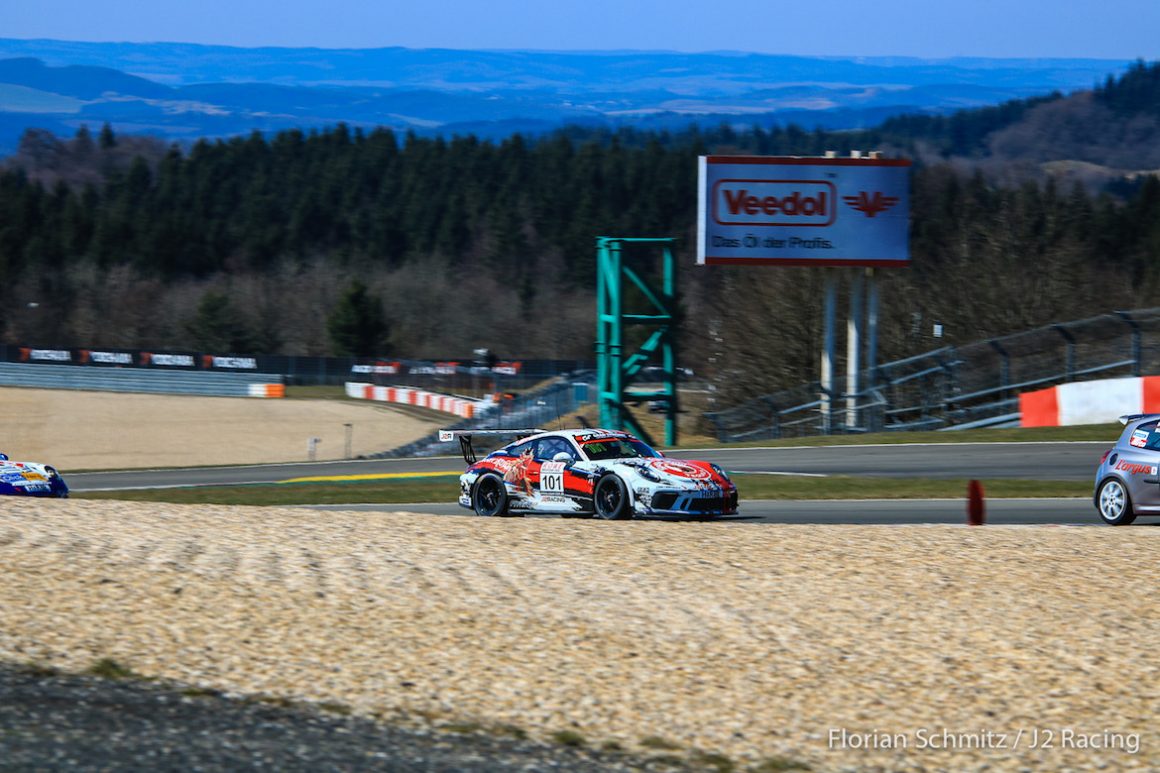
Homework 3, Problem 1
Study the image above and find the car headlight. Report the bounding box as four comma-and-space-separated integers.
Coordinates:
636, 465, 663, 483
710, 463, 730, 481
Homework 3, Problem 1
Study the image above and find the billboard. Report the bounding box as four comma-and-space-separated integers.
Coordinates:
697, 155, 911, 267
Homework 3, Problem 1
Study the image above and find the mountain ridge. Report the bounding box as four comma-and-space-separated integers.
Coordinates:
0, 38, 1135, 154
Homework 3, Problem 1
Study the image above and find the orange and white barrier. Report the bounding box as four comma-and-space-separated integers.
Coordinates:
345, 382, 487, 418
1020, 376, 1160, 427
246, 383, 286, 398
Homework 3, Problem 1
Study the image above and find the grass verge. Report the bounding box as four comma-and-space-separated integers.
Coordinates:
73, 474, 1090, 507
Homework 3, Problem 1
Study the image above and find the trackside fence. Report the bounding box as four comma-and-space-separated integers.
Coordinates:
0, 344, 588, 390
705, 307, 1160, 441
0, 362, 284, 398
372, 378, 595, 458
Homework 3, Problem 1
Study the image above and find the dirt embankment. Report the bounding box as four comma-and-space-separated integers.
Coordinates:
0, 500, 1155, 771
1, 387, 441, 469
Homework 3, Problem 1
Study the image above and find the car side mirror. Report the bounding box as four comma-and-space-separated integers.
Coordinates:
552, 452, 573, 463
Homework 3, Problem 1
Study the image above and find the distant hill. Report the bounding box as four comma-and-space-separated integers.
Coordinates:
0, 38, 1133, 154
863, 60, 1160, 186
0, 57, 170, 100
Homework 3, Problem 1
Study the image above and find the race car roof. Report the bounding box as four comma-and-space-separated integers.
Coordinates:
440, 427, 641, 464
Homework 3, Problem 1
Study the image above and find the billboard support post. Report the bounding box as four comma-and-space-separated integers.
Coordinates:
866, 268, 880, 429
847, 269, 864, 430
821, 274, 836, 434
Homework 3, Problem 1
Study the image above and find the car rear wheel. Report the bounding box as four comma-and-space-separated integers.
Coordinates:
472, 474, 508, 517
1097, 479, 1136, 526
593, 475, 630, 520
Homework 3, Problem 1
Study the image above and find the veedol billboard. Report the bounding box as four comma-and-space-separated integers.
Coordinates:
697, 155, 911, 267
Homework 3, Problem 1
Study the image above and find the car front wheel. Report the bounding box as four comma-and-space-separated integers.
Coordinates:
1097, 478, 1136, 526
593, 475, 631, 520
472, 474, 508, 517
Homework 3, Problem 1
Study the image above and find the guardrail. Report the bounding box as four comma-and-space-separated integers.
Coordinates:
345, 382, 488, 418
371, 378, 594, 459
0, 362, 285, 398
705, 307, 1160, 440
0, 343, 589, 389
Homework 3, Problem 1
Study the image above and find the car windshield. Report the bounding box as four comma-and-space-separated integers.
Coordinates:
581, 438, 659, 461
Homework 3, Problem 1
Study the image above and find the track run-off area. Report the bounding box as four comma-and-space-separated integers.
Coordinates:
67, 440, 1116, 525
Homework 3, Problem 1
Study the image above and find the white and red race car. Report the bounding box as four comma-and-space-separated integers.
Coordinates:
441, 428, 737, 519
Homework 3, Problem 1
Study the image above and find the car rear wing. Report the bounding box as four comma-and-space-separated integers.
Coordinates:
439, 428, 544, 465
1119, 413, 1160, 425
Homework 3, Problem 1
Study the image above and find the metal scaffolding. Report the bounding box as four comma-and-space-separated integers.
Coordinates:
595, 237, 679, 446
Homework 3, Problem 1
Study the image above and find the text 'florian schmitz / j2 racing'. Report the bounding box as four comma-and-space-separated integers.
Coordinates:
441, 428, 737, 519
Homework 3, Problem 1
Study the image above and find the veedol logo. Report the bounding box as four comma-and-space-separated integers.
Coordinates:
842, 191, 899, 218
713, 179, 836, 227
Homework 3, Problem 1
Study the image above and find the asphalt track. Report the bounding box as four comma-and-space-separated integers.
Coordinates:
63, 441, 1124, 526
68, 440, 1109, 491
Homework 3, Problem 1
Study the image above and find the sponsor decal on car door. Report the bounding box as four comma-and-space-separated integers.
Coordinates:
540, 462, 566, 495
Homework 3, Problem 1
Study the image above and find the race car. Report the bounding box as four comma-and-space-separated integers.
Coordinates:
1092, 413, 1160, 525
440, 428, 737, 519
0, 453, 69, 497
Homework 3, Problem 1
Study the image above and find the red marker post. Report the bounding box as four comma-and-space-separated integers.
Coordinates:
967, 479, 986, 526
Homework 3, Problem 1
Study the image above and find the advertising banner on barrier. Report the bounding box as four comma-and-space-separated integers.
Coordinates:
697, 155, 911, 267
18, 347, 73, 363
202, 355, 259, 370
1, 343, 590, 385
139, 351, 199, 369
78, 349, 135, 366
351, 360, 402, 375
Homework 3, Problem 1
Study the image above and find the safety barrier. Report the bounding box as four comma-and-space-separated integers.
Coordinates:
1020, 376, 1160, 427
707, 307, 1160, 439
371, 377, 595, 459
0, 344, 588, 388
345, 382, 488, 418
0, 362, 285, 398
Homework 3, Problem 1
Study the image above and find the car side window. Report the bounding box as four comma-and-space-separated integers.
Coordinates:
1127, 421, 1160, 450
506, 440, 534, 458
535, 437, 577, 461
1145, 424, 1160, 451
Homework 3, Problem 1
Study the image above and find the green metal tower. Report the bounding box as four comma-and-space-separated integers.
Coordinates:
595, 237, 679, 446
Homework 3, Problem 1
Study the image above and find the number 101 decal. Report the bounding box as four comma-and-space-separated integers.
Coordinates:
540, 462, 566, 495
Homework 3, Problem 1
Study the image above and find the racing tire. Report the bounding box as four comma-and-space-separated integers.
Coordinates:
593, 474, 631, 520
1096, 478, 1136, 526
472, 474, 509, 517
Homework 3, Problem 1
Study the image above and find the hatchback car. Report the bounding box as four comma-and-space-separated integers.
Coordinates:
1093, 414, 1160, 525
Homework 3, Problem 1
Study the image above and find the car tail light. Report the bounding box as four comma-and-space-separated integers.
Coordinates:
1100, 449, 1112, 464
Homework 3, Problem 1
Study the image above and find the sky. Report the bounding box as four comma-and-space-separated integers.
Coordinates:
4, 0, 1159, 60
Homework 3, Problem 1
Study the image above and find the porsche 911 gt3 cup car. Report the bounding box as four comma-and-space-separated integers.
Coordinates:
441, 428, 737, 518
0, 453, 69, 497
1093, 413, 1160, 525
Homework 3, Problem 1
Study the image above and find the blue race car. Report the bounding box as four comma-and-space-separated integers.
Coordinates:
0, 453, 69, 497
